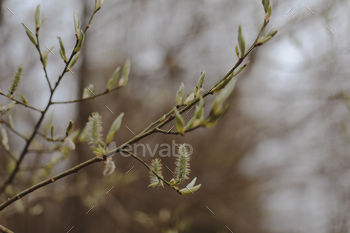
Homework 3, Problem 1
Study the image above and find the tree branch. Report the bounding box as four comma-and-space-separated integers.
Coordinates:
0, 7, 100, 194
0, 92, 43, 113
0, 225, 14, 233
51, 86, 121, 105
0, 15, 272, 211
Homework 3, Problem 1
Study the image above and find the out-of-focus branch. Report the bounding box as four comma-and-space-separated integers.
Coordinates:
0, 225, 14, 233
0, 92, 43, 113
51, 86, 121, 105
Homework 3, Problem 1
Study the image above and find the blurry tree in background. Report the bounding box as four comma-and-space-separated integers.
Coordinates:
0, 0, 350, 233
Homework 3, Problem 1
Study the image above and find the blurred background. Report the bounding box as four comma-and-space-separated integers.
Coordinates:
1, 0, 350, 232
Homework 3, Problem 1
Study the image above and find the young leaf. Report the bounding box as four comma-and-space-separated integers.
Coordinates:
176, 82, 184, 106
75, 30, 85, 52
19, 93, 28, 106
8, 114, 14, 129
183, 92, 195, 105
22, 23, 37, 46
73, 12, 80, 38
1, 127, 9, 150
57, 37, 67, 62
66, 120, 74, 136
174, 107, 185, 135
63, 137, 75, 150
197, 72, 205, 88
42, 46, 54, 68
106, 112, 124, 144
0, 102, 16, 115
83, 84, 94, 99
179, 177, 201, 195
51, 125, 54, 139
106, 67, 120, 91
118, 60, 131, 87
67, 52, 80, 70
238, 25, 246, 58
103, 157, 116, 177
35, 5, 41, 29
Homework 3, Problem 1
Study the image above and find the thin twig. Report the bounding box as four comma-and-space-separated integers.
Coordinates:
0, 157, 103, 211
0, 7, 99, 195
0, 92, 43, 112
0, 16, 270, 211
51, 86, 121, 105
0, 119, 28, 141
35, 32, 52, 91
0, 225, 14, 233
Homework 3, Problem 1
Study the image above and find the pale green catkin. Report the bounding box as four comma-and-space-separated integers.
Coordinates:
8, 67, 23, 95
87, 112, 103, 147
174, 144, 191, 183
149, 158, 164, 188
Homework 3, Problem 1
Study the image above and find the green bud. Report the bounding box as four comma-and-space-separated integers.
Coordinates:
183, 92, 195, 105
51, 125, 54, 139
67, 52, 80, 70
83, 84, 94, 99
106, 112, 124, 144
66, 120, 74, 136
20, 93, 28, 106
107, 67, 120, 91
212, 77, 237, 114
179, 177, 201, 195
174, 107, 185, 135
41, 46, 54, 68
74, 30, 85, 52
35, 5, 41, 29
57, 37, 67, 62
73, 12, 80, 38
197, 72, 205, 88
8, 114, 14, 129
266, 28, 278, 38
1, 127, 9, 151
176, 82, 184, 106
118, 60, 131, 87
238, 25, 245, 58
235, 45, 240, 59
233, 61, 249, 76
22, 23, 37, 46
